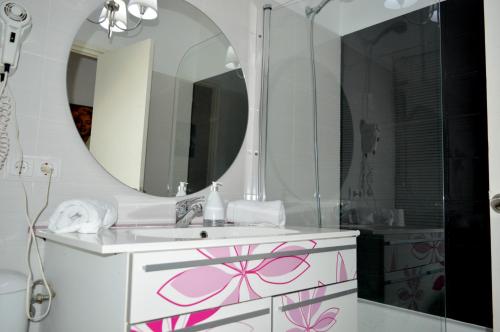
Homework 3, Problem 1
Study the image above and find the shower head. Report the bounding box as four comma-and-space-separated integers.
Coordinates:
306, 0, 333, 17
306, 0, 354, 17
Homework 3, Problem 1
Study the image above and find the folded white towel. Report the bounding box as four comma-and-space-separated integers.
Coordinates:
48, 199, 118, 234
226, 200, 286, 226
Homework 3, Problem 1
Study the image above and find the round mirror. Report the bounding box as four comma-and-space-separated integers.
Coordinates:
66, 0, 248, 197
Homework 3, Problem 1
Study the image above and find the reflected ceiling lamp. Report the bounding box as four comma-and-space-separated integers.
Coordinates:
384, 0, 418, 10
430, 4, 439, 23
88, 0, 158, 38
225, 46, 239, 70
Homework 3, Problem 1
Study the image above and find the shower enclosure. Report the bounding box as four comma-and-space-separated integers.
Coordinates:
260, 0, 492, 330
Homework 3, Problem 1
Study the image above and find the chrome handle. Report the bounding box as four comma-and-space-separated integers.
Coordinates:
143, 245, 356, 272
491, 194, 500, 213
280, 288, 357, 312
157, 309, 270, 332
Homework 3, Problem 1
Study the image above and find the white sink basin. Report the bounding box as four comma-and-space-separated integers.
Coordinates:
131, 226, 299, 240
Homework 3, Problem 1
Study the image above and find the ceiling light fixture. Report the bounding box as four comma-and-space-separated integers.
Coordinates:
88, 0, 158, 38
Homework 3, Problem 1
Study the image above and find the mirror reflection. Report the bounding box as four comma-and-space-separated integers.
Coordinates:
66, 0, 248, 197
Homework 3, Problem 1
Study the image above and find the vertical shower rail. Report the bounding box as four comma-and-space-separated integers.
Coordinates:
306, 5, 327, 228
258, 4, 272, 201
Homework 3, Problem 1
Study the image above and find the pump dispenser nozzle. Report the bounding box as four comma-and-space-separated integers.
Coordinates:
210, 182, 222, 192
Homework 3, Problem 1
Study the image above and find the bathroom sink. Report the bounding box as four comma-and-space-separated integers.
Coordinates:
130, 226, 300, 240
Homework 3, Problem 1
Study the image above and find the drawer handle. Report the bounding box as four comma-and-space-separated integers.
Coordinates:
136, 308, 270, 332
385, 238, 443, 246
143, 245, 357, 272
385, 267, 445, 285
280, 288, 358, 312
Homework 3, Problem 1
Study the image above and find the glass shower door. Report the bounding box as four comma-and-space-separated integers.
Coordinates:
264, 0, 342, 228
339, 3, 445, 329
262, 0, 455, 331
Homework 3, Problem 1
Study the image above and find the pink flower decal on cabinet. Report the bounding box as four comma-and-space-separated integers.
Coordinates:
157, 241, 317, 307
411, 234, 444, 264
397, 268, 424, 310
336, 252, 348, 282
282, 282, 340, 332
130, 307, 257, 332
130, 307, 219, 332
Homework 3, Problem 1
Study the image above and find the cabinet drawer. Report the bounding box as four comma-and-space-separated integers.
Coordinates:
383, 263, 445, 312
272, 280, 358, 332
383, 232, 444, 272
129, 237, 356, 323
130, 298, 271, 332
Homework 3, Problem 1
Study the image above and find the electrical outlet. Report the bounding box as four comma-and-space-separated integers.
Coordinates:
34, 157, 61, 179
8, 156, 34, 177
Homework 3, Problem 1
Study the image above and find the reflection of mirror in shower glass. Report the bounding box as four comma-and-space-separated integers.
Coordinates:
340, 3, 444, 319
340, 90, 353, 188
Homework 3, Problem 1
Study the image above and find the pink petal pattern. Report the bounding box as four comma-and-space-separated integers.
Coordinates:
336, 252, 349, 282
145, 320, 163, 332
309, 283, 327, 319
158, 267, 235, 307
410, 234, 444, 264
312, 308, 339, 331
397, 268, 425, 310
284, 295, 307, 328
131, 307, 220, 331
157, 241, 317, 308
185, 307, 220, 327
283, 282, 340, 332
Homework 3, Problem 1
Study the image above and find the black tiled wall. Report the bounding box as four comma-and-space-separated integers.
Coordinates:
441, 0, 492, 327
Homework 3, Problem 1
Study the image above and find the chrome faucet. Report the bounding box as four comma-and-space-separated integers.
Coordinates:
175, 197, 204, 227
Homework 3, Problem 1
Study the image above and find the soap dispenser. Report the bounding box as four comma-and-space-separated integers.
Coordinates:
176, 182, 188, 197
204, 182, 225, 224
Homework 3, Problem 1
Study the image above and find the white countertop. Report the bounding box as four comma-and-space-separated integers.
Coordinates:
36, 225, 359, 255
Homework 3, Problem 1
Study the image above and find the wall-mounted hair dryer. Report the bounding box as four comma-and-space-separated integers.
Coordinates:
0, 1, 31, 73
0, 1, 31, 171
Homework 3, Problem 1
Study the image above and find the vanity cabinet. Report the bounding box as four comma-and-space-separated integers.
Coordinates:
128, 237, 357, 323
272, 280, 358, 332
39, 229, 358, 332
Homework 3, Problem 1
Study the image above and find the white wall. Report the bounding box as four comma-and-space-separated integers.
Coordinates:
169, 77, 194, 191
484, 0, 500, 329
143, 71, 176, 196
176, 33, 235, 82
0, 4, 262, 331
339, 0, 443, 36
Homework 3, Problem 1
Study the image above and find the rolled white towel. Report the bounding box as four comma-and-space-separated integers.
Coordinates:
226, 200, 286, 226
48, 199, 118, 234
